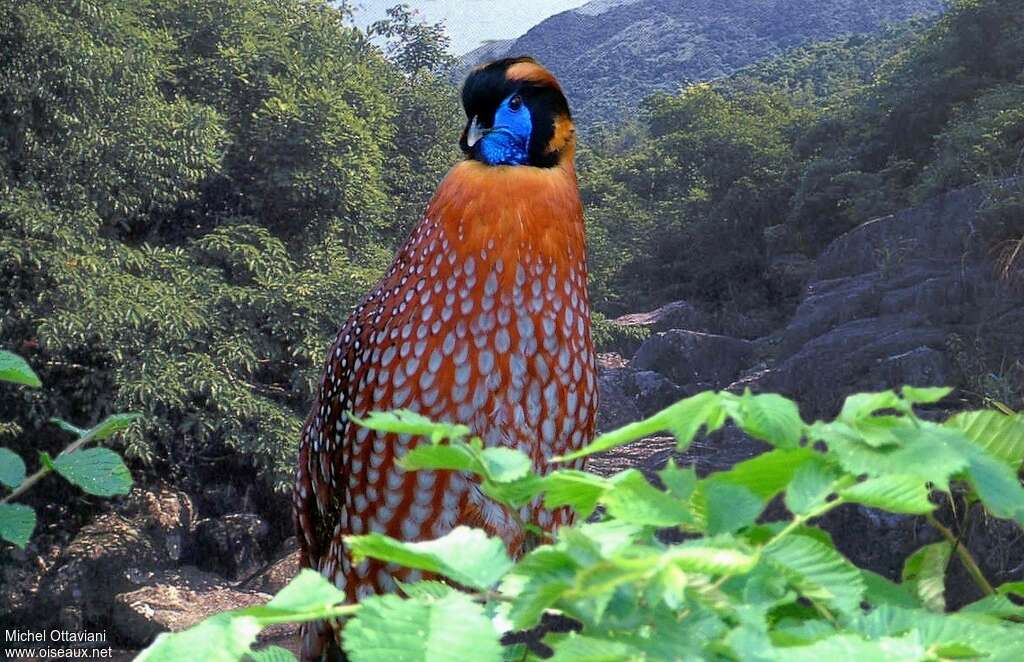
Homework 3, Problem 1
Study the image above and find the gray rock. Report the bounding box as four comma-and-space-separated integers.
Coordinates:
815, 186, 986, 281
242, 542, 302, 595
118, 483, 196, 564
765, 316, 948, 415
597, 365, 689, 432
611, 299, 706, 333
42, 513, 167, 627
597, 368, 644, 433
632, 329, 754, 389
192, 513, 271, 581
779, 274, 883, 357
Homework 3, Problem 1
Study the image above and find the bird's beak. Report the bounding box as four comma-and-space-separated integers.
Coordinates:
466, 116, 484, 148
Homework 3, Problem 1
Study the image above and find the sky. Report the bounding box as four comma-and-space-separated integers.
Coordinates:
347, 1, 592, 54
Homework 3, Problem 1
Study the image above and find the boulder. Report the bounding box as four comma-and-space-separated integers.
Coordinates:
611, 299, 706, 334
242, 541, 301, 595
597, 366, 687, 432
192, 513, 271, 580
43, 512, 167, 627
118, 483, 196, 564
632, 330, 754, 389
764, 316, 949, 416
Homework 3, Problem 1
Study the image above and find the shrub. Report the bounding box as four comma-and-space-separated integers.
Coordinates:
140, 386, 1024, 661
0, 350, 138, 548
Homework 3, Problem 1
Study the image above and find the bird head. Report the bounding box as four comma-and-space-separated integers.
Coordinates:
459, 57, 574, 168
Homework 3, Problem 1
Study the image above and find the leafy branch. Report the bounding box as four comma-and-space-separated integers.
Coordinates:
0, 350, 139, 548
137, 385, 1024, 661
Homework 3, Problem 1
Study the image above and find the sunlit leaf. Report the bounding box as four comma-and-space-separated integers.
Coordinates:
0, 351, 41, 387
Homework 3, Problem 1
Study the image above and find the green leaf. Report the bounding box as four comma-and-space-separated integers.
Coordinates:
0, 502, 36, 548
480, 474, 545, 509
825, 424, 970, 491
0, 448, 27, 489
657, 459, 697, 500
902, 542, 950, 612
0, 351, 41, 388
775, 632, 925, 661
667, 538, 758, 575
665, 390, 727, 451
996, 581, 1024, 598
729, 391, 805, 448
137, 613, 261, 662
399, 443, 480, 474
479, 447, 531, 483
547, 634, 643, 661
959, 593, 1024, 619
860, 569, 920, 609
959, 448, 1024, 525
247, 646, 297, 662
342, 592, 501, 662
543, 470, 611, 518
84, 412, 142, 441
839, 475, 934, 514
50, 418, 87, 438
556, 391, 722, 462
52, 448, 133, 497
763, 534, 865, 615
700, 482, 763, 535
352, 410, 471, 443
713, 448, 818, 501
785, 457, 842, 515
346, 526, 512, 590
901, 386, 953, 405
396, 580, 454, 599
265, 568, 346, 613
838, 391, 908, 421
601, 470, 691, 527
945, 410, 1024, 469
502, 547, 577, 627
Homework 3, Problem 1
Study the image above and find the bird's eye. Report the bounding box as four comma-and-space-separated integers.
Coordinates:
508, 94, 523, 112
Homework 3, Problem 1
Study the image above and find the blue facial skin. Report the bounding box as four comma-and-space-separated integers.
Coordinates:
475, 93, 532, 166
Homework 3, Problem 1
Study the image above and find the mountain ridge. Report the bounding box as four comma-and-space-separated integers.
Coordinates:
457, 0, 946, 127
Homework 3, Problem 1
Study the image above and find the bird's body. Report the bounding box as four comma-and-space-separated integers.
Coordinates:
293, 59, 595, 660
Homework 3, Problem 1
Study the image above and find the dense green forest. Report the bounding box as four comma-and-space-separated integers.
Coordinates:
2, 0, 1023, 508
582, 0, 1024, 315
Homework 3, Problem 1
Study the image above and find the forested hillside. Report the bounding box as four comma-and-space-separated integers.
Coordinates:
0, 0, 462, 498
582, 0, 1024, 323
458, 0, 946, 126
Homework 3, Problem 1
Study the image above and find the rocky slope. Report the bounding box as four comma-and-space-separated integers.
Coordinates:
3, 181, 1022, 652
598, 180, 1024, 601
457, 0, 946, 126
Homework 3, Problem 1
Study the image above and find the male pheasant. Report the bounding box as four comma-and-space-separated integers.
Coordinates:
293, 58, 596, 660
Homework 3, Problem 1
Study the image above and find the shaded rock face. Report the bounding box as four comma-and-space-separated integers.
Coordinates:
762, 185, 1024, 417
593, 182, 1024, 604
192, 513, 271, 581
632, 330, 754, 390
2, 483, 292, 652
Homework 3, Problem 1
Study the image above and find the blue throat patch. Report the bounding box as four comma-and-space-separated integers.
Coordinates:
476, 94, 532, 166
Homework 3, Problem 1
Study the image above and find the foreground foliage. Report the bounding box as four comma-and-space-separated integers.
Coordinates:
141, 387, 1024, 661
0, 351, 138, 548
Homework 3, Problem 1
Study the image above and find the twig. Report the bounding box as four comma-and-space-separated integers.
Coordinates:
927, 513, 995, 597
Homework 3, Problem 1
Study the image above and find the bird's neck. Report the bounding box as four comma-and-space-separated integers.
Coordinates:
421, 158, 586, 281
